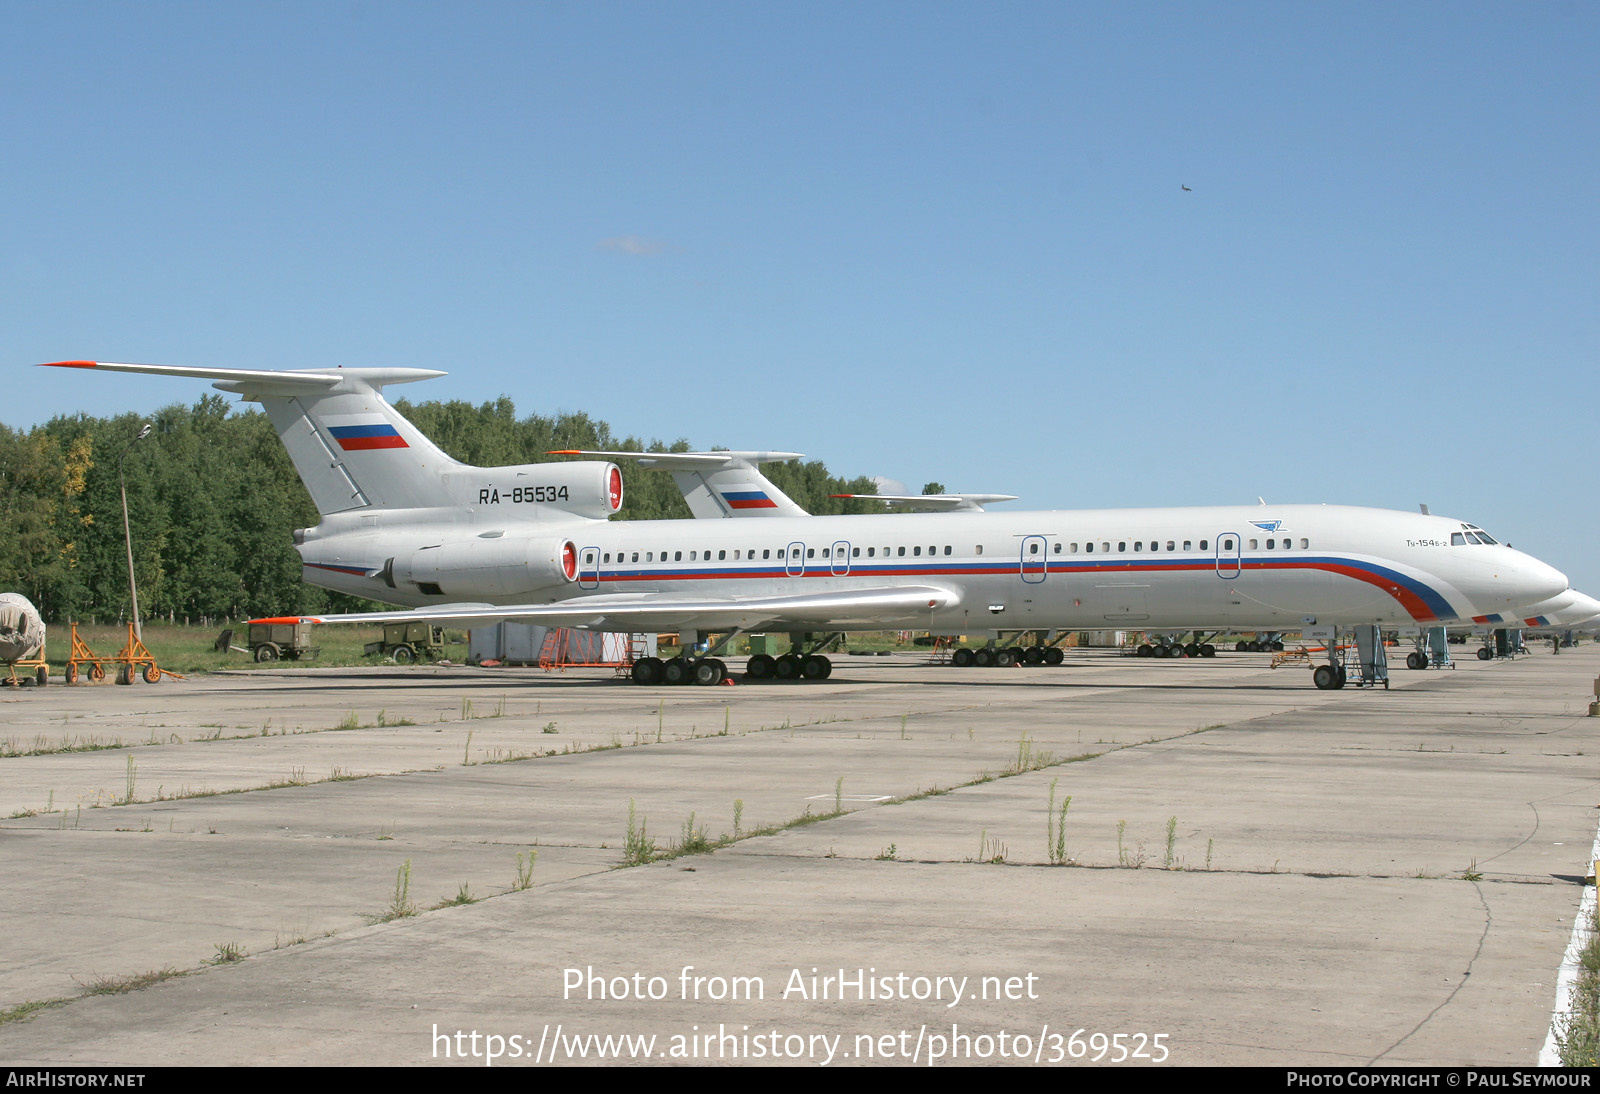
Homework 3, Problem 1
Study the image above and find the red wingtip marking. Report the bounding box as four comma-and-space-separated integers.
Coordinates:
41, 360, 98, 369
249, 616, 310, 625
547, 450, 583, 455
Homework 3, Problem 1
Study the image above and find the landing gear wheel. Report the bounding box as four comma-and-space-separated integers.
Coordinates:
142, 665, 160, 683
1043, 647, 1064, 666
1313, 665, 1336, 690
1236, 640, 1250, 652
1405, 651, 1426, 670
1022, 647, 1044, 666
1476, 647, 1493, 661
995, 648, 1018, 668
662, 658, 692, 685
1184, 643, 1201, 658
973, 649, 995, 668
692, 659, 726, 686
254, 644, 280, 663
391, 644, 416, 665
773, 654, 801, 680
631, 657, 664, 685
1200, 644, 1216, 658
802, 654, 832, 679
746, 654, 775, 680
1334, 665, 1347, 689
1272, 641, 1285, 652
1137, 644, 1156, 658
952, 648, 975, 667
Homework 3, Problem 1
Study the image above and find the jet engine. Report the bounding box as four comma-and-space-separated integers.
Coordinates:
469, 461, 623, 521
0, 593, 46, 663
383, 536, 579, 599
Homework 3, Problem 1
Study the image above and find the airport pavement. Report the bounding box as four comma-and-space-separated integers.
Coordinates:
0, 645, 1595, 1066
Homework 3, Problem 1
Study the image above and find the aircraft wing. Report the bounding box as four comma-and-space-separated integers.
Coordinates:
830, 493, 1018, 512
263, 584, 960, 634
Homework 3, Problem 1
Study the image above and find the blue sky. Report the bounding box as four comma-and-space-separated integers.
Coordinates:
5, 2, 1596, 589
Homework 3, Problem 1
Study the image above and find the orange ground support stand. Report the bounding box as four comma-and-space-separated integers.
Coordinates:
64, 622, 183, 684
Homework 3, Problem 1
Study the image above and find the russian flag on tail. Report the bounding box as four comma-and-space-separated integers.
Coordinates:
327, 421, 409, 451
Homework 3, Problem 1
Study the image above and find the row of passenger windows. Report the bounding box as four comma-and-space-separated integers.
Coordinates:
598, 545, 959, 564
593, 536, 1314, 565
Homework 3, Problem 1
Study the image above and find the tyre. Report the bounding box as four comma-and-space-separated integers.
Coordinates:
773, 654, 801, 680
692, 659, 725, 686
1313, 665, 1336, 690
995, 649, 1017, 668
254, 644, 280, 663
951, 648, 975, 667
802, 654, 831, 679
391, 644, 416, 665
1476, 647, 1492, 661
1043, 647, 1064, 666
631, 657, 664, 685
746, 654, 775, 679
37, 666, 49, 686
973, 648, 995, 668
142, 665, 161, 683
662, 658, 692, 685
65, 663, 78, 684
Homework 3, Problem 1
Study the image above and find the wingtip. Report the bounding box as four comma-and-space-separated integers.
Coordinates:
39, 360, 99, 369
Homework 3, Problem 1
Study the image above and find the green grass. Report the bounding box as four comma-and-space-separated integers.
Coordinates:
44, 621, 470, 676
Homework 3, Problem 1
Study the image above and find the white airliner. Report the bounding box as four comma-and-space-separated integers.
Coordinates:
41, 361, 1571, 690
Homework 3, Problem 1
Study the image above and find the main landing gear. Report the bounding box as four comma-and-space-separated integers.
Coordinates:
631, 656, 732, 686
949, 646, 1065, 667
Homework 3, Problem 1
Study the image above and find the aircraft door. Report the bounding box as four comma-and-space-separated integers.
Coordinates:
1215, 533, 1241, 580
830, 540, 851, 577
1020, 536, 1048, 584
785, 541, 806, 578
579, 546, 601, 590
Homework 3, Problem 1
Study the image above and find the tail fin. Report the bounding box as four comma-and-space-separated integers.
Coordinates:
41, 362, 456, 515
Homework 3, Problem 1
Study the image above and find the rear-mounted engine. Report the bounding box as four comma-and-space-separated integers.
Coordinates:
381, 536, 578, 598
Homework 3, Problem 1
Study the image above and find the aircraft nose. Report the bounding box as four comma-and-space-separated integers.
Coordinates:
1514, 555, 1568, 606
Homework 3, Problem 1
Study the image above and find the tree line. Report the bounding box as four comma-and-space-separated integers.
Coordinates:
0, 395, 883, 624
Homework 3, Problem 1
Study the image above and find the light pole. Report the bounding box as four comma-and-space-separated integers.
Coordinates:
118, 423, 153, 641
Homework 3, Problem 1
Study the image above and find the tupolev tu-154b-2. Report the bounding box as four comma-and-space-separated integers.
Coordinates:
41, 361, 1571, 689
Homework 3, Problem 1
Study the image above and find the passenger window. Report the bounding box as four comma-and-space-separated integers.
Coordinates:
1134, 541, 1143, 552
852, 547, 860, 557
674, 551, 682, 561
867, 547, 875, 557
975, 545, 983, 556
1070, 543, 1078, 553
1167, 541, 1175, 551
1300, 539, 1308, 549
718, 550, 726, 560
1085, 542, 1094, 553
603, 553, 610, 563
807, 549, 815, 558
1183, 541, 1191, 551
914, 546, 922, 556
821, 547, 830, 558
944, 546, 952, 556
1030, 542, 1039, 554
1266, 539, 1275, 550
1118, 542, 1126, 552
1248, 539, 1258, 550
898, 547, 906, 557
1053, 543, 1061, 554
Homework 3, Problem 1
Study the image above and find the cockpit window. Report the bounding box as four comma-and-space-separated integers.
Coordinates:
1475, 530, 1498, 544
1463, 531, 1483, 545
1451, 533, 1466, 546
